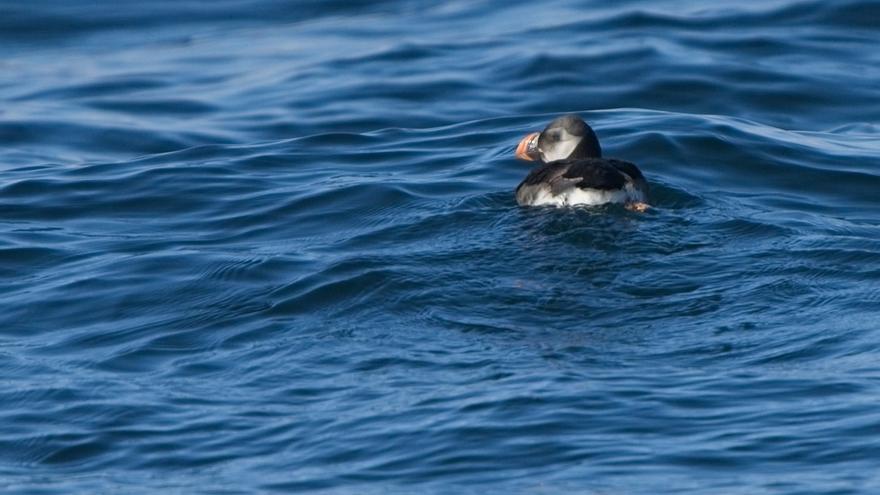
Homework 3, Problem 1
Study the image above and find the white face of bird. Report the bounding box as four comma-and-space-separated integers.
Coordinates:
536, 127, 582, 162
516, 115, 600, 163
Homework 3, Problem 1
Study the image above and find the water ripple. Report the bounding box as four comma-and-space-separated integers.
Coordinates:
2, 0, 880, 493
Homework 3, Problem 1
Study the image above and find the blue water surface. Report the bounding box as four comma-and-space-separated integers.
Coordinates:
2, 1, 880, 493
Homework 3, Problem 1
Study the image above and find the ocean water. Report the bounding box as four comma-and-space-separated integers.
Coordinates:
2, 0, 880, 493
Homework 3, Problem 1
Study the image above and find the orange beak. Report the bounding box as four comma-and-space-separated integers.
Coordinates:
515, 132, 540, 161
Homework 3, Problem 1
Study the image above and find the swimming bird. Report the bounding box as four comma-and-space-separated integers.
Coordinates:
514, 115, 649, 211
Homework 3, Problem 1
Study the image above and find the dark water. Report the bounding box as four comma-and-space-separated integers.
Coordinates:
2, 0, 880, 493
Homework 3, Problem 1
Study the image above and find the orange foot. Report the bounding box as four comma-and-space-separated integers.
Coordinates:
625, 202, 650, 213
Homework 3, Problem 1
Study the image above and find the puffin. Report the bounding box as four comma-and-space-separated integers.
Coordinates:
514, 115, 649, 211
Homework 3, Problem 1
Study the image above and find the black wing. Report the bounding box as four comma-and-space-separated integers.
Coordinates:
559, 158, 628, 190
517, 158, 645, 195
518, 162, 569, 188
520, 159, 626, 190
606, 158, 645, 183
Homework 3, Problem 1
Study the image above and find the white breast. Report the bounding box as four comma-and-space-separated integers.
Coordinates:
524, 183, 645, 207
